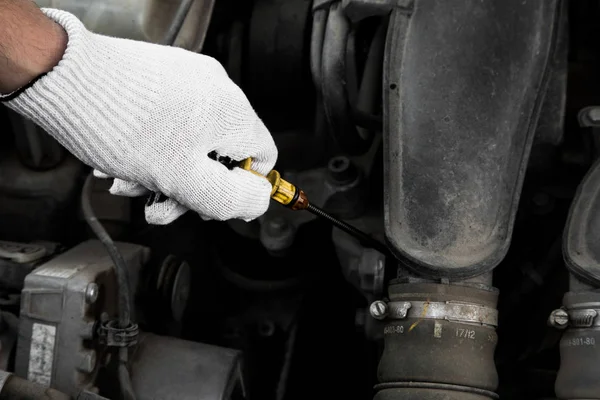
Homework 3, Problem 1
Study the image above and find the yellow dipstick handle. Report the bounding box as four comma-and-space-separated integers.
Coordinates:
239, 158, 309, 210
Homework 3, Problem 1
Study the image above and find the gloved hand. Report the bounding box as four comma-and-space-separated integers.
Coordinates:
3, 8, 277, 224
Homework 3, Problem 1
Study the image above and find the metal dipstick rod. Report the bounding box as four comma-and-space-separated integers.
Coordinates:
306, 204, 391, 256
239, 158, 392, 257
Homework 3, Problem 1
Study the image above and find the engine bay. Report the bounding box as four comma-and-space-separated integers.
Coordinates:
2, 0, 600, 399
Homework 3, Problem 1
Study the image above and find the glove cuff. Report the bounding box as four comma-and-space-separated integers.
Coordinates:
0, 9, 84, 102
1, 9, 90, 101
2, 8, 159, 175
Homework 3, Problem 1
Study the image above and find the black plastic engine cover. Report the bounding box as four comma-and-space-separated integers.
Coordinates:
564, 159, 600, 286
383, 0, 562, 278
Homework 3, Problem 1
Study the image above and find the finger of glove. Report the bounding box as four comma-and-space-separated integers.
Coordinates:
109, 178, 150, 197
93, 169, 111, 179
205, 76, 277, 176
145, 198, 189, 225
92, 170, 149, 197
249, 120, 278, 175
213, 119, 278, 176
184, 160, 272, 221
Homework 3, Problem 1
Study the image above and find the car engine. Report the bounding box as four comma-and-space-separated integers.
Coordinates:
1, 0, 599, 399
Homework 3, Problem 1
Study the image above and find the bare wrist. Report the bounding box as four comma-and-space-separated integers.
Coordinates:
36, 19, 68, 79
0, 2, 67, 94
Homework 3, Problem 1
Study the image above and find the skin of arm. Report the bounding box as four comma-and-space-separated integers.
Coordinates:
0, 0, 67, 94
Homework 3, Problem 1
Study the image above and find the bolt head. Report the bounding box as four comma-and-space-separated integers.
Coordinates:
549, 308, 569, 328
369, 300, 389, 320
85, 283, 99, 304
588, 107, 600, 123
328, 156, 358, 184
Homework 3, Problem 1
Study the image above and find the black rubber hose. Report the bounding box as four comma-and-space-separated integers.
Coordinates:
118, 349, 136, 400
81, 173, 137, 400
81, 172, 131, 328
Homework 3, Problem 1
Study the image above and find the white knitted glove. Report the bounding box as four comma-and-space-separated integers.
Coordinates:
3, 9, 277, 224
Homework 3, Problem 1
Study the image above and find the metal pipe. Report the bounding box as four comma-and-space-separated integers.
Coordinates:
162, 0, 196, 46
321, 2, 371, 155
81, 173, 137, 400
310, 9, 328, 88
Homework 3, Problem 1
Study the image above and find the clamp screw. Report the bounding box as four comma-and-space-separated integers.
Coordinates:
369, 300, 389, 320
85, 283, 99, 304
586, 107, 600, 123
549, 308, 569, 329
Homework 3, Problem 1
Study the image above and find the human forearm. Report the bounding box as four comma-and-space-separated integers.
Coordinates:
0, 0, 67, 94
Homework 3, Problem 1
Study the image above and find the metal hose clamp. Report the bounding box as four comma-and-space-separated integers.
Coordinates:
98, 320, 139, 348
387, 300, 498, 327
567, 302, 600, 328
